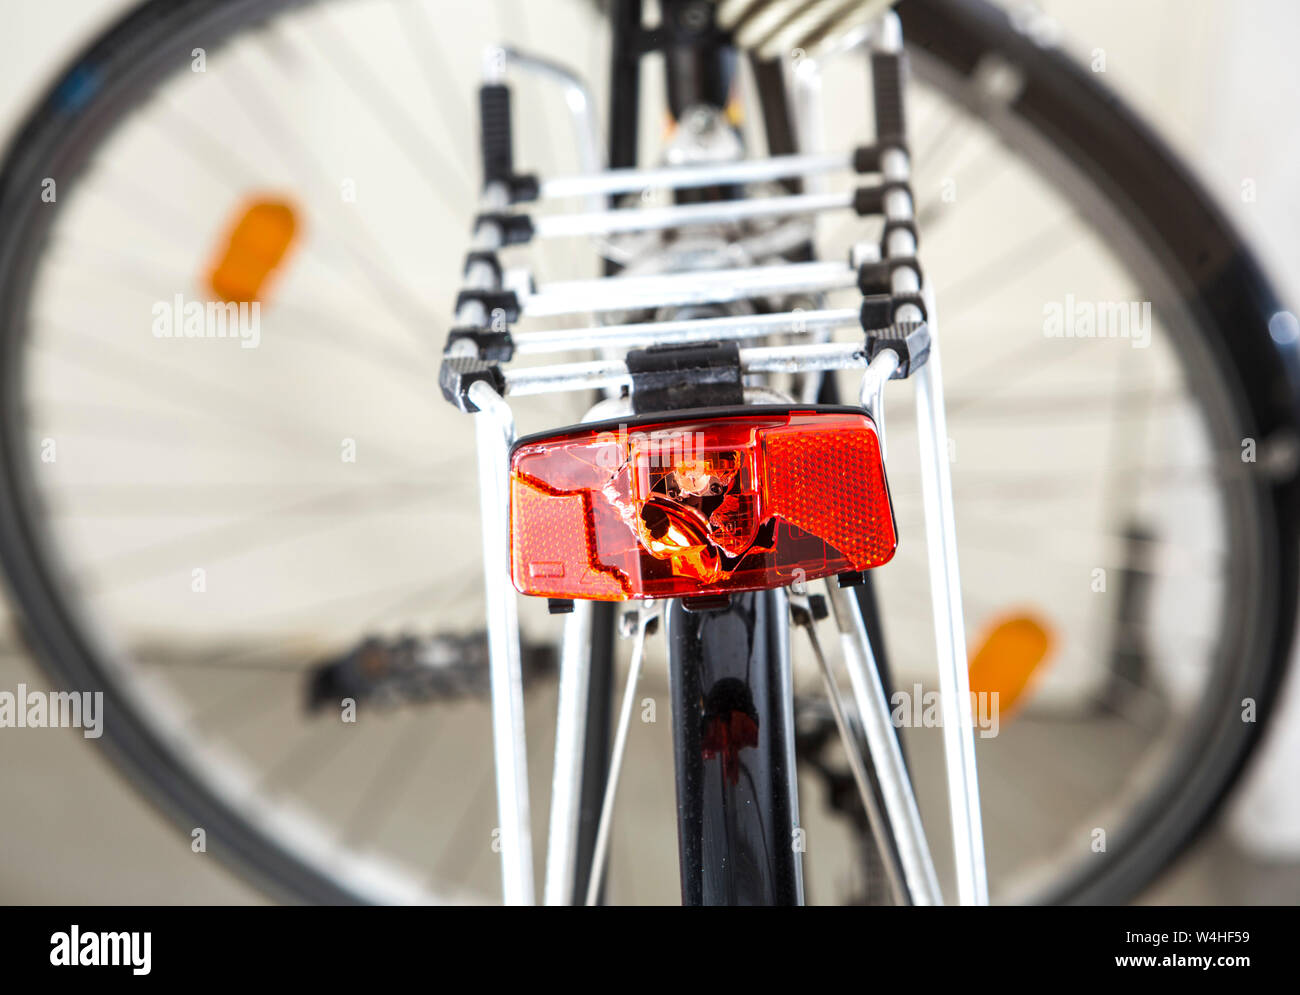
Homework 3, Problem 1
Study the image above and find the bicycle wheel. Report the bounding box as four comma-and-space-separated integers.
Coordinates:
0, 0, 616, 904
804, 0, 1300, 904
0, 0, 1294, 906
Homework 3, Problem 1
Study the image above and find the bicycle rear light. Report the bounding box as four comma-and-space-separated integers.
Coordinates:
509, 407, 897, 601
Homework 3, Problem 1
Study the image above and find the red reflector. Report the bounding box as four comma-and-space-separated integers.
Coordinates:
509, 408, 897, 601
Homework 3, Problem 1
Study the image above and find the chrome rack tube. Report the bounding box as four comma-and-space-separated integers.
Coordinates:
502, 341, 870, 397
519, 260, 856, 318
874, 9, 988, 906
740, 340, 870, 375
467, 379, 534, 905
544, 395, 635, 904
543, 600, 592, 906
914, 283, 988, 907
584, 604, 658, 906
531, 190, 854, 238
539, 150, 859, 200
792, 591, 940, 905
454, 181, 510, 332
513, 307, 860, 355
497, 46, 603, 179
823, 579, 944, 904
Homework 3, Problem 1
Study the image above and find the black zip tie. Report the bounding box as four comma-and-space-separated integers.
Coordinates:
439, 356, 506, 414
865, 320, 930, 378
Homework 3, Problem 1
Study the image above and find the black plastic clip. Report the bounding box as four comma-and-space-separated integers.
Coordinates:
865, 320, 930, 379
548, 599, 575, 615
439, 356, 506, 413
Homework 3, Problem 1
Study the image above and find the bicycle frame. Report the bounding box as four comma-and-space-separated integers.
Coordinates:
445, 2, 987, 906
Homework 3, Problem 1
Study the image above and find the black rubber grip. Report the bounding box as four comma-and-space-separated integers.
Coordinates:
479, 84, 514, 183
872, 52, 908, 149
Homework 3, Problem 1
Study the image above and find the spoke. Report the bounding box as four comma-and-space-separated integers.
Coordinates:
395, 1, 474, 150
915, 144, 1005, 228
942, 333, 1092, 407
147, 101, 444, 326
219, 46, 442, 345
343, 711, 443, 845
304, 11, 474, 194
31, 309, 426, 470
186, 669, 300, 733
938, 219, 1077, 314
76, 478, 437, 593
260, 717, 360, 794
429, 751, 497, 885
224, 572, 480, 629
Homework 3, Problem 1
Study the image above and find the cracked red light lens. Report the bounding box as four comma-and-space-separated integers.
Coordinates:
508, 408, 897, 601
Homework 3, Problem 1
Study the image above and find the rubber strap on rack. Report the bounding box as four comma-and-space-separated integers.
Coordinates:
872, 52, 908, 151
479, 83, 514, 184
627, 341, 744, 414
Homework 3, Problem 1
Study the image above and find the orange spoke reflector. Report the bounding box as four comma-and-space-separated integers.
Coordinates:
967, 613, 1055, 716
206, 197, 299, 304
508, 407, 898, 601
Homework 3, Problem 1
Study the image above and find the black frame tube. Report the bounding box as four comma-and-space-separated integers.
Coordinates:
666, 591, 804, 905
